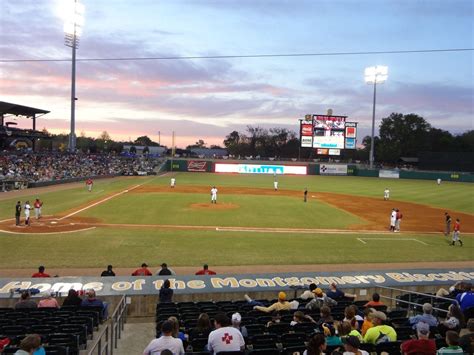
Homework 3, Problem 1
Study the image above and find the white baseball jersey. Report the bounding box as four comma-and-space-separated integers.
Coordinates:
171, 178, 176, 187
207, 326, 245, 354
211, 188, 218, 200
384, 189, 390, 198
24, 204, 31, 217
274, 181, 278, 189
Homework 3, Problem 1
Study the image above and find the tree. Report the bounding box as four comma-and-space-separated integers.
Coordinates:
99, 131, 111, 141
186, 139, 207, 150
134, 136, 158, 146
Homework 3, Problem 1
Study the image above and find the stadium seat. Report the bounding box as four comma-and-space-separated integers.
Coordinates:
247, 349, 279, 355
387, 309, 407, 319
57, 324, 88, 347
281, 345, 306, 355
191, 337, 208, 352
267, 322, 291, 335
15, 317, 40, 328
280, 332, 306, 348
43, 345, 69, 355
375, 341, 403, 355
48, 333, 80, 355
0, 325, 27, 337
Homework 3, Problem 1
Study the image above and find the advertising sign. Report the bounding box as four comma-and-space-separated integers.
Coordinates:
312, 115, 346, 149
345, 138, 356, 149
320, 164, 348, 175
379, 170, 400, 179
317, 148, 329, 155
215, 164, 307, 175
301, 136, 313, 147
328, 149, 341, 156
187, 160, 208, 172
301, 124, 313, 136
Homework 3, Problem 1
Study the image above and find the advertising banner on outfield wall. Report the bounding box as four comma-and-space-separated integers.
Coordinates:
0, 269, 472, 298
320, 164, 348, 175
187, 160, 208, 172
215, 164, 307, 175
379, 170, 400, 179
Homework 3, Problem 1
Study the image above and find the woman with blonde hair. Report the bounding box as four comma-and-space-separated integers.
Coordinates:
167, 316, 187, 343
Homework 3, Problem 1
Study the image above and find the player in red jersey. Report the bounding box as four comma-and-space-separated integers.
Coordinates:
86, 178, 93, 192
451, 219, 462, 246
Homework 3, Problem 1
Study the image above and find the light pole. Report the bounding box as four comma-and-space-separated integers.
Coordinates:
364, 65, 388, 169
64, 0, 85, 152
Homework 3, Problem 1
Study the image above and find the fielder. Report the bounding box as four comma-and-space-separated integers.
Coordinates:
211, 186, 218, 204
34, 198, 43, 219
24, 201, 31, 226
437, 178, 441, 185
389, 208, 396, 232
451, 218, 463, 246
273, 177, 278, 191
384, 188, 390, 201
86, 178, 93, 192
170, 177, 176, 188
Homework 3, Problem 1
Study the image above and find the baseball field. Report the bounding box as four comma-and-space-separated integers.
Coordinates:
0, 172, 473, 274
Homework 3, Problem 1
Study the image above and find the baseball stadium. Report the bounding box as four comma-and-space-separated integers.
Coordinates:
1, 1, 474, 354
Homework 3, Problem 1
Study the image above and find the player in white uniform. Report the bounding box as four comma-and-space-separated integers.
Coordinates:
384, 188, 390, 201
24, 201, 31, 226
211, 186, 218, 204
390, 208, 396, 232
273, 180, 278, 191
170, 177, 176, 188
437, 178, 441, 185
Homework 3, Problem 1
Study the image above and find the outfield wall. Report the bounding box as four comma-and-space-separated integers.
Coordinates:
167, 159, 474, 182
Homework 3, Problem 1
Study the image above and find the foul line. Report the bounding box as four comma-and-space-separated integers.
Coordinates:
357, 237, 428, 245
0, 226, 96, 235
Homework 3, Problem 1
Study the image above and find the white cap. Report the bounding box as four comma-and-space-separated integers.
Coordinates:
231, 313, 241, 323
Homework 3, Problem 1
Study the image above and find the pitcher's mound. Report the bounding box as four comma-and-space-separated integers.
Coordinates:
190, 203, 239, 210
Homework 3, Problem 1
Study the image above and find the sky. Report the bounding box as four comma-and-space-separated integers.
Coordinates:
0, 0, 473, 148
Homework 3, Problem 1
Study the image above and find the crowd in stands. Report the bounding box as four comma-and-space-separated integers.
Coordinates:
0, 151, 160, 183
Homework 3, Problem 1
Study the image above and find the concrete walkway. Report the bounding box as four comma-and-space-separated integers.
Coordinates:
115, 320, 155, 355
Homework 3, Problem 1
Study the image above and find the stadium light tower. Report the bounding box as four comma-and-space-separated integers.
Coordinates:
364, 65, 388, 169
64, 0, 85, 152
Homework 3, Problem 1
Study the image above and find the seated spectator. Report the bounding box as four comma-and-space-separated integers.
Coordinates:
326, 282, 356, 300
266, 312, 282, 327
436, 281, 470, 298
456, 284, 474, 312
322, 322, 342, 346
316, 305, 334, 327
360, 308, 374, 336
101, 265, 115, 277
231, 312, 248, 338
188, 313, 212, 340
15, 291, 37, 309
81, 289, 109, 319
401, 321, 436, 355
459, 318, 474, 354
290, 311, 317, 326
437, 330, 464, 354
304, 333, 326, 355
143, 320, 184, 355
300, 283, 317, 300
62, 289, 83, 307
409, 303, 438, 329
158, 263, 175, 276
306, 287, 337, 310
364, 293, 384, 308
38, 292, 59, 308
195, 264, 216, 275
207, 313, 245, 354
342, 335, 369, 355
132, 263, 152, 276
245, 292, 291, 313
343, 305, 363, 329
168, 316, 187, 343
15, 334, 42, 355
439, 304, 464, 336
31, 266, 50, 278
337, 320, 363, 341
362, 310, 397, 344
159, 280, 173, 303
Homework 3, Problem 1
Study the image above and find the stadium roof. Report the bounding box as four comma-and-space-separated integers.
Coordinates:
0, 101, 50, 117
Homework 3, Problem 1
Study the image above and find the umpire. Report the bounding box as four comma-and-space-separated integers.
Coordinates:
15, 201, 21, 226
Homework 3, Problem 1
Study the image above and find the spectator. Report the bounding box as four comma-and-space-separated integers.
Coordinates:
101, 265, 115, 277
231, 312, 248, 338
337, 320, 362, 341
14, 334, 42, 355
316, 306, 334, 327
245, 292, 291, 313
306, 287, 337, 310
437, 330, 464, 354
159, 279, 173, 303
363, 310, 397, 344
342, 335, 369, 355
409, 303, 438, 329
323, 322, 342, 346
327, 282, 356, 300
195, 264, 216, 275
15, 291, 37, 310
459, 318, 474, 354
158, 263, 174, 276
401, 321, 436, 355
343, 305, 363, 329
81, 289, 109, 319
439, 304, 464, 335
364, 293, 385, 308
360, 308, 374, 336
38, 292, 59, 308
167, 316, 186, 343
143, 320, 184, 355
132, 263, 152, 276
300, 283, 317, 300
62, 289, 82, 307
290, 311, 317, 326
456, 284, 474, 312
188, 313, 212, 340
304, 333, 326, 355
207, 313, 245, 354
31, 266, 50, 278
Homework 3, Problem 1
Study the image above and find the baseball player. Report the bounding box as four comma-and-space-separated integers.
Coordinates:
395, 208, 403, 232
210, 186, 218, 204
15, 201, 21, 226
389, 208, 396, 232
86, 178, 93, 192
444, 212, 452, 236
24, 201, 31, 226
437, 178, 441, 185
34, 198, 43, 219
304, 188, 308, 203
384, 188, 390, 201
170, 177, 176, 188
273, 177, 278, 191
451, 219, 462, 246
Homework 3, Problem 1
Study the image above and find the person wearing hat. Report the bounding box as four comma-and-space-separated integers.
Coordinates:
400, 321, 436, 355
305, 287, 337, 310
362, 310, 397, 344
300, 283, 317, 300
245, 292, 291, 313
143, 320, 185, 355
158, 263, 175, 276
409, 303, 438, 329
231, 312, 248, 338
343, 335, 369, 355
132, 263, 152, 276
207, 313, 245, 354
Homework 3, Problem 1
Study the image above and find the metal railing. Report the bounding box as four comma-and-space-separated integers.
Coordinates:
86, 295, 128, 355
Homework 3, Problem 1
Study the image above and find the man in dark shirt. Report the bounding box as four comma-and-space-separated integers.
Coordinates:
445, 212, 452, 236
158, 263, 173, 276
15, 201, 21, 226
326, 282, 356, 300
304, 188, 308, 203
460, 319, 474, 354
101, 265, 115, 277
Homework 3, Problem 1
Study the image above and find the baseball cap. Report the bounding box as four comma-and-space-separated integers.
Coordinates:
343, 335, 361, 348
231, 313, 241, 323
141, 263, 148, 267
370, 309, 387, 321
278, 291, 286, 301
313, 288, 323, 296
161, 263, 167, 267
416, 322, 430, 335
422, 303, 433, 313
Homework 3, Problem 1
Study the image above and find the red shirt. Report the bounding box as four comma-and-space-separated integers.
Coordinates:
401, 338, 436, 355
195, 269, 216, 275
454, 221, 460, 232
34, 201, 42, 208
86, 179, 93, 185
32, 272, 51, 278
131, 268, 152, 276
